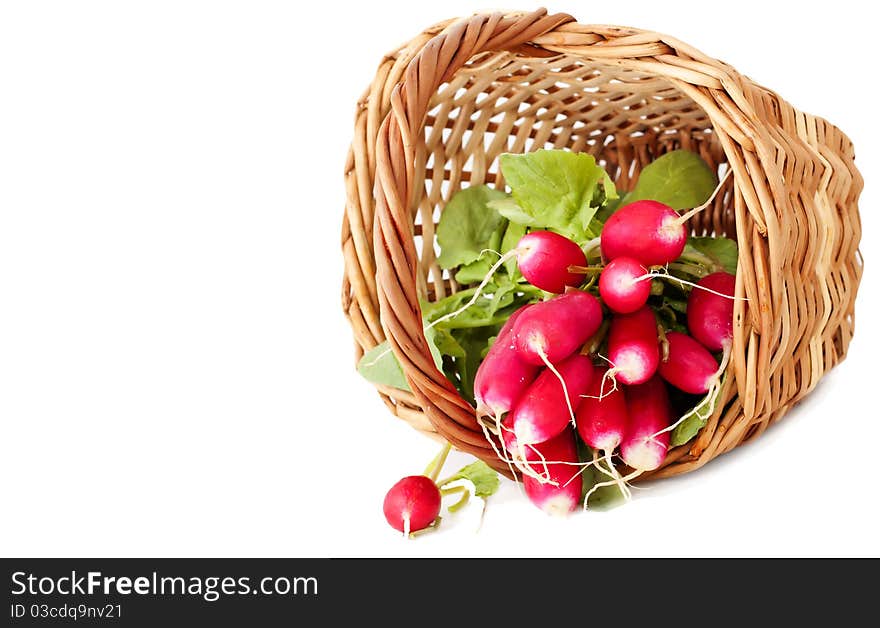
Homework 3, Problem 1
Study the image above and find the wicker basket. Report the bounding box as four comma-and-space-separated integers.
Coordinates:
340, 8, 863, 479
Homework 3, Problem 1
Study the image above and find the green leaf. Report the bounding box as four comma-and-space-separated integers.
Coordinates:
576, 441, 627, 511
421, 274, 541, 330
666, 298, 688, 314
436, 185, 509, 269
423, 325, 444, 371
448, 325, 501, 403
445, 460, 500, 499
584, 468, 628, 511
454, 256, 494, 284
671, 374, 726, 446
487, 197, 538, 227
356, 340, 410, 391
498, 150, 615, 242
655, 303, 687, 335
432, 327, 465, 358
595, 193, 627, 223
598, 171, 619, 202
453, 217, 508, 283
625, 150, 718, 211
500, 220, 528, 278
356, 321, 444, 392
682, 236, 739, 275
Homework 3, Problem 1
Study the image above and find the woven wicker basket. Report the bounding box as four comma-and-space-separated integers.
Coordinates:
340, 8, 863, 479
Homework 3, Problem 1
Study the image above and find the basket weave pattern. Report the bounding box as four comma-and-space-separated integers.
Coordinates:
340, 9, 863, 478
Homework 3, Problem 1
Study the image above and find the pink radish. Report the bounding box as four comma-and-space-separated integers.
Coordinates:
576, 365, 632, 503
510, 353, 594, 446
600, 200, 687, 267
620, 375, 672, 472
687, 271, 736, 353
519, 428, 583, 517
576, 365, 629, 453
657, 328, 730, 441
424, 232, 587, 333
598, 256, 652, 314
474, 304, 539, 419
605, 305, 660, 386
658, 331, 720, 395
515, 230, 587, 293
382, 475, 442, 536
512, 289, 602, 366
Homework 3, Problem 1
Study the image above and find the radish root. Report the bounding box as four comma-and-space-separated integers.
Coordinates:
476, 412, 604, 489
594, 354, 621, 400
673, 168, 733, 226
584, 466, 643, 511
651, 343, 730, 440
634, 269, 748, 301
537, 346, 577, 429
601, 448, 632, 501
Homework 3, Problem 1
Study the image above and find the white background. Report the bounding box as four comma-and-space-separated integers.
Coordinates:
1, 0, 877, 558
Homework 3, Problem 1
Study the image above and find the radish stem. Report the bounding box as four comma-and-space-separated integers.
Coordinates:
634, 270, 748, 301
440, 484, 471, 512
425, 442, 452, 483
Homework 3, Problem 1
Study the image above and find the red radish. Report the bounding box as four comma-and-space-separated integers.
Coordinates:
620, 375, 672, 472
576, 365, 629, 453
658, 331, 720, 395
576, 365, 632, 503
382, 475, 442, 535
512, 290, 602, 366
598, 256, 651, 314
515, 230, 587, 293
519, 428, 583, 517
474, 304, 539, 419
510, 353, 594, 446
600, 200, 687, 266
606, 306, 660, 386
687, 271, 736, 353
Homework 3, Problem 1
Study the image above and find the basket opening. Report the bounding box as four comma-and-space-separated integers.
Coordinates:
414, 52, 735, 301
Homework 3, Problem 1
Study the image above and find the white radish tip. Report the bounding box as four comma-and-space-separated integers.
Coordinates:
541, 495, 576, 517
612, 349, 646, 382
513, 422, 538, 446
623, 442, 664, 472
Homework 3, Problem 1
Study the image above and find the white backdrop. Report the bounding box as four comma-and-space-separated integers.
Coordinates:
1, 0, 877, 558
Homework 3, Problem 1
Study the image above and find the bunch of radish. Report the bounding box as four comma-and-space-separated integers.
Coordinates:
371, 149, 740, 532
468, 199, 737, 517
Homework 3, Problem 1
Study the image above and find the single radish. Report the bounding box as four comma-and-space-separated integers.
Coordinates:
576, 365, 629, 453
382, 475, 442, 536
515, 230, 587, 293
425, 232, 586, 335
519, 428, 583, 517
606, 305, 660, 386
658, 331, 720, 395
620, 375, 672, 472
600, 200, 687, 266
687, 271, 736, 353
576, 364, 632, 502
598, 256, 652, 314
512, 289, 602, 366
510, 353, 594, 446
474, 304, 540, 419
